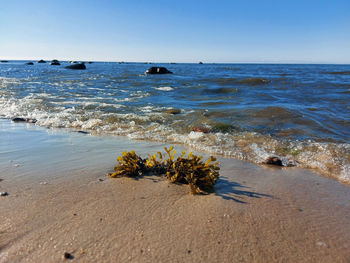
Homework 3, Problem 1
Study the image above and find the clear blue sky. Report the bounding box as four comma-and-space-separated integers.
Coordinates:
1, 0, 349, 63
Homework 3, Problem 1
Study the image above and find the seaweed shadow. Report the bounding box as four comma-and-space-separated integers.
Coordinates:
214, 177, 272, 203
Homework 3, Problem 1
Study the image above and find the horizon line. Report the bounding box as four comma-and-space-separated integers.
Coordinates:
1, 58, 349, 65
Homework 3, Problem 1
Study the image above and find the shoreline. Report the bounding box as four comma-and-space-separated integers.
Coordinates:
1, 120, 350, 262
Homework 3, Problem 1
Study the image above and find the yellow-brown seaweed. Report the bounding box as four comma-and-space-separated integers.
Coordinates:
109, 147, 220, 194
109, 150, 146, 178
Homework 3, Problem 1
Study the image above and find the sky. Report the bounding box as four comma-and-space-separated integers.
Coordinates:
1, 0, 350, 63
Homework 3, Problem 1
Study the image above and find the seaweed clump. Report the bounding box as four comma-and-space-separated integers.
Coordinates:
163, 147, 220, 194
109, 147, 220, 194
109, 150, 146, 178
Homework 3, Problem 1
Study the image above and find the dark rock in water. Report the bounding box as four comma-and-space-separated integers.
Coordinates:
265, 156, 283, 166
192, 126, 211, 133
165, 108, 181, 114
37, 59, 46, 63
51, 59, 59, 63
51, 61, 60, 65
25, 62, 34, 65
237, 78, 270, 85
0, 192, 8, 196
88, 61, 93, 64
71, 61, 78, 64
1, 60, 8, 63
65, 63, 86, 70
145, 67, 172, 74
11, 117, 37, 123
63, 252, 74, 259
76, 130, 89, 134
199, 61, 203, 64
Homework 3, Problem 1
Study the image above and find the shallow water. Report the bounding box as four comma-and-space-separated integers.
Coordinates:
0, 61, 349, 182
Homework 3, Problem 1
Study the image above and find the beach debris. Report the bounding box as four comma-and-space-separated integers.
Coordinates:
63, 252, 74, 260
0, 192, 8, 196
25, 62, 34, 65
37, 59, 46, 63
316, 241, 328, 247
264, 156, 283, 166
192, 126, 211, 133
109, 146, 220, 194
145, 67, 173, 74
65, 63, 86, 70
165, 108, 181, 115
11, 117, 37, 123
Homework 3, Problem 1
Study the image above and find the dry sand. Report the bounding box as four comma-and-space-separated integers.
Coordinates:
1, 120, 350, 262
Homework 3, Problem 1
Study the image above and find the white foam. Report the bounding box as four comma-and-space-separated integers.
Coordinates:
339, 165, 350, 183
154, 86, 174, 91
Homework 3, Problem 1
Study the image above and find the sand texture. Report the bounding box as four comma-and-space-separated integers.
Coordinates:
1, 121, 350, 262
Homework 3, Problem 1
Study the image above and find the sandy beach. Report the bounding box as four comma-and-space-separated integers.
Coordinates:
1, 120, 350, 262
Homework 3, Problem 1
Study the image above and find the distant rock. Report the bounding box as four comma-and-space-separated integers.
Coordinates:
265, 156, 283, 166
51, 59, 59, 63
51, 61, 60, 66
1, 60, 8, 63
11, 117, 37, 123
87, 61, 93, 64
145, 67, 172, 74
65, 63, 86, 70
38, 59, 46, 63
199, 61, 203, 64
25, 62, 34, 65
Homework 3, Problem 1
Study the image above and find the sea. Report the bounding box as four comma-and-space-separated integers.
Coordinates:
0, 61, 349, 183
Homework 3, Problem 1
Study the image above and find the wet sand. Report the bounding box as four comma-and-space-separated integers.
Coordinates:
1, 120, 350, 262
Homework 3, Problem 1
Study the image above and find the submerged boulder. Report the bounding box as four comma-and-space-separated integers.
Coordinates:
165, 108, 181, 114
265, 156, 283, 166
192, 126, 211, 133
145, 67, 172, 74
37, 59, 46, 63
65, 63, 86, 70
25, 62, 34, 65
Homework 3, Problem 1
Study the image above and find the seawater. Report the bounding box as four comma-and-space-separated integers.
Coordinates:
0, 61, 349, 182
